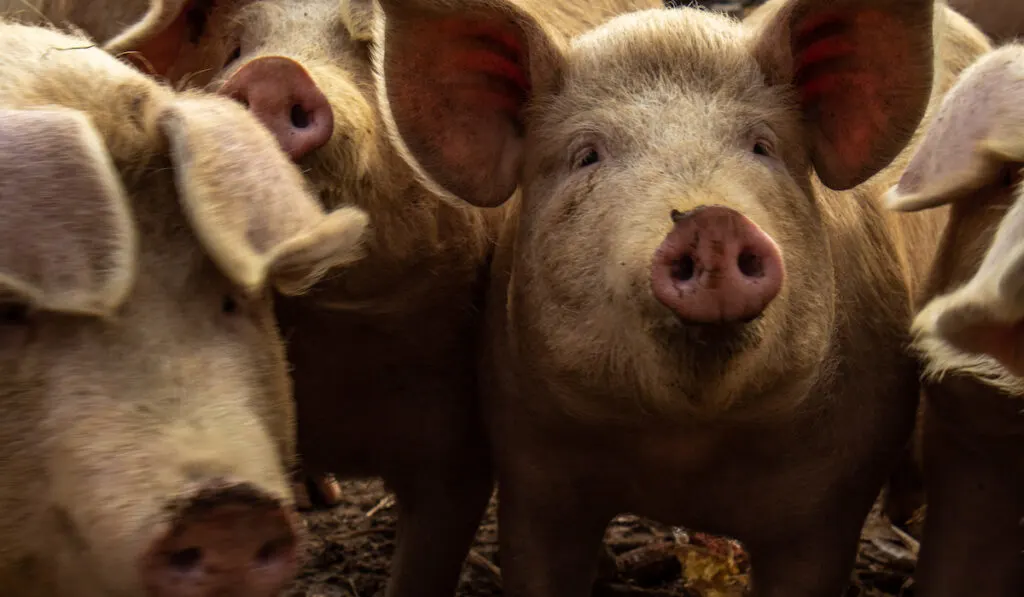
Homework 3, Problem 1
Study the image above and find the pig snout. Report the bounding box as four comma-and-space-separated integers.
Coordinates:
219, 57, 334, 160
651, 205, 784, 324
141, 482, 299, 597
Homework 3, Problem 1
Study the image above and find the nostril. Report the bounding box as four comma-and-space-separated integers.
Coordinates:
254, 536, 293, 566
737, 250, 764, 278
167, 547, 202, 573
672, 255, 696, 281
289, 104, 310, 129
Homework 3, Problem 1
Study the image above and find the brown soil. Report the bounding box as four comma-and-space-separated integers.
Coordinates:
285, 479, 923, 597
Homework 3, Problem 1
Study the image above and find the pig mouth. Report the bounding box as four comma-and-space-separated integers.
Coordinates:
652, 315, 763, 371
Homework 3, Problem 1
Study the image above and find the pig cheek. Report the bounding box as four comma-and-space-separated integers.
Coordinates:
225, 300, 296, 466
300, 70, 377, 187
526, 180, 612, 302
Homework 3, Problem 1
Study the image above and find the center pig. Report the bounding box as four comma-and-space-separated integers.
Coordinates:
371, 0, 990, 595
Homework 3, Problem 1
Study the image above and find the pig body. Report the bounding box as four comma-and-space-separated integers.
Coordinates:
0, 21, 367, 597
886, 43, 1024, 597
89, 1, 661, 596
947, 0, 1024, 44
371, 0, 990, 595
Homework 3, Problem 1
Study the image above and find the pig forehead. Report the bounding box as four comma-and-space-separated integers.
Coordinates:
566, 8, 761, 91
230, 0, 356, 50
550, 25, 780, 142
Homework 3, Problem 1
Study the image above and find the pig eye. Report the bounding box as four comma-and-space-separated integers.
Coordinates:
185, 6, 209, 44
998, 164, 1022, 188
224, 46, 242, 68
221, 295, 239, 315
0, 303, 28, 326
752, 140, 774, 157
573, 147, 600, 169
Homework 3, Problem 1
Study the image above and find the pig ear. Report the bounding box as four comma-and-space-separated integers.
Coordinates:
372, 0, 565, 208
753, 0, 937, 190
154, 96, 370, 296
340, 0, 377, 42
103, 0, 196, 77
885, 45, 1024, 212
912, 186, 1024, 376
0, 108, 136, 316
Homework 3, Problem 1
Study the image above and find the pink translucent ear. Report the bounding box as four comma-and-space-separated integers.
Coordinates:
0, 108, 136, 316
103, 0, 196, 77
754, 0, 936, 191
885, 44, 1024, 213
373, 0, 565, 208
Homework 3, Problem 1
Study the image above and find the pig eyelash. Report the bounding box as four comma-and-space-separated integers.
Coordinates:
573, 146, 601, 169
224, 46, 242, 69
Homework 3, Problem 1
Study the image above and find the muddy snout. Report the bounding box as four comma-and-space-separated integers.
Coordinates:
651, 205, 784, 324
142, 482, 300, 597
219, 56, 334, 160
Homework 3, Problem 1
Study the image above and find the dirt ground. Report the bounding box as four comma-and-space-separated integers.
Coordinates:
285, 479, 923, 597
286, 1, 925, 595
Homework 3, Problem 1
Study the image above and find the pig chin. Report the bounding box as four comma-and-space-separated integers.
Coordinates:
653, 311, 765, 364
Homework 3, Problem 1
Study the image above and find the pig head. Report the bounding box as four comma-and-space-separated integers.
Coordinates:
0, 21, 367, 597
888, 43, 1024, 384
77, 0, 498, 315
886, 43, 1024, 597
372, 0, 956, 421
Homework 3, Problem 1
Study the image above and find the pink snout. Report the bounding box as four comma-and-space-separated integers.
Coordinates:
651, 205, 784, 324
142, 483, 299, 597
219, 56, 333, 160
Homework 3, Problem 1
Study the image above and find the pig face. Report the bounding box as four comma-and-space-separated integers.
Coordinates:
372, 0, 939, 419
103, 0, 382, 210
504, 11, 832, 418
97, 0, 502, 307
887, 43, 1024, 386
0, 22, 368, 597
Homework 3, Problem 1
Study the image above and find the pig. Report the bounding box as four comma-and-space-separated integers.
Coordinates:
0, 0, 152, 49
947, 0, 1024, 45
65, 1, 662, 596
884, 43, 1024, 597
369, 0, 992, 595
0, 19, 368, 597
